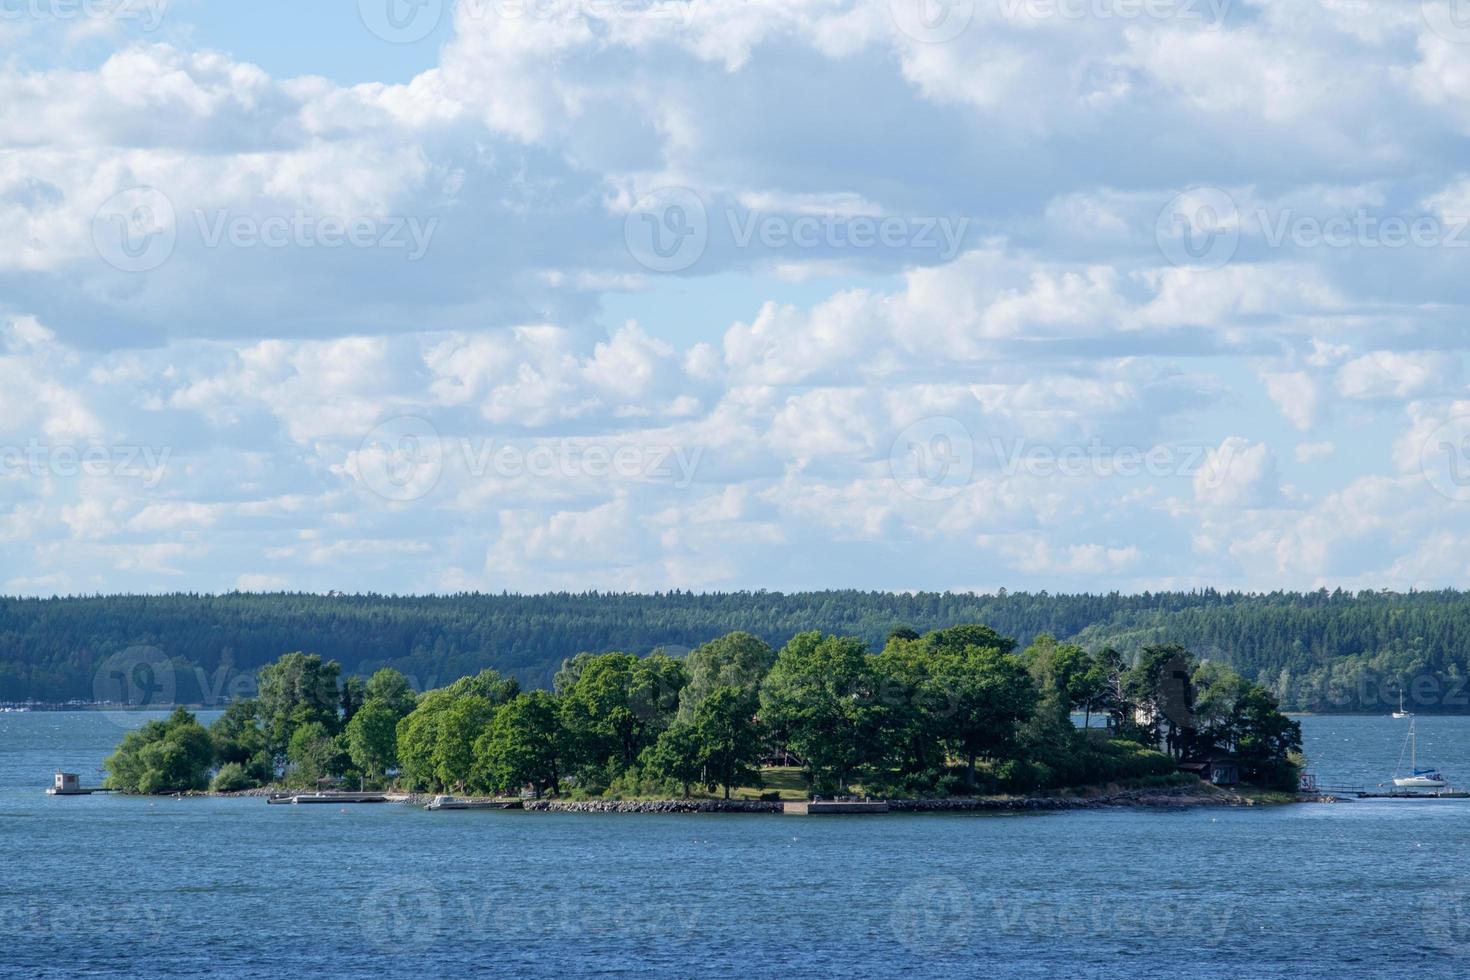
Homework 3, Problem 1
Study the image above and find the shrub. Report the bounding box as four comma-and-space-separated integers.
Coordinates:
210, 763, 257, 793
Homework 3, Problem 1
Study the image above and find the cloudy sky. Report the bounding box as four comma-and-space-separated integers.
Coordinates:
3, 0, 1470, 595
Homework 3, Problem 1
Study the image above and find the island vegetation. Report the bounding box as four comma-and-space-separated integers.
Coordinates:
102, 624, 1303, 800
6, 589, 1469, 713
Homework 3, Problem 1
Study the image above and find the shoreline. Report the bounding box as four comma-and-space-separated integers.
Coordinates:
192, 784, 1317, 811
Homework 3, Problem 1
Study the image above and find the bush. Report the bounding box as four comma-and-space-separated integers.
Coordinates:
210, 763, 257, 793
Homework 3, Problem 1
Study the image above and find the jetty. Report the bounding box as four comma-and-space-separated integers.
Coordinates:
425, 795, 523, 810
784, 799, 890, 815
46, 772, 114, 796
266, 791, 389, 805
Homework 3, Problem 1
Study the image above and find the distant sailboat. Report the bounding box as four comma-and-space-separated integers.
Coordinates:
1392, 718, 1448, 790
1393, 691, 1413, 719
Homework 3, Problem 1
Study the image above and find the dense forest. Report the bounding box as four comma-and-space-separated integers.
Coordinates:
6, 589, 1470, 712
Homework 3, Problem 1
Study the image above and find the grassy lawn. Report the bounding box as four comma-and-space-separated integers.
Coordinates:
728, 766, 810, 801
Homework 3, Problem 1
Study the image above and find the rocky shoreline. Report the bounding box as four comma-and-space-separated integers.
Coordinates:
515, 786, 1307, 813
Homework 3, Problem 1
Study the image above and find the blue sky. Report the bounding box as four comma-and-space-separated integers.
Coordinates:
2, 0, 1470, 595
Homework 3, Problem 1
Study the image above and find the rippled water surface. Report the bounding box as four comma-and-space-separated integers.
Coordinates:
5, 711, 1470, 978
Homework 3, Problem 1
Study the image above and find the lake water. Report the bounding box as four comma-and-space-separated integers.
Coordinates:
4, 712, 1470, 978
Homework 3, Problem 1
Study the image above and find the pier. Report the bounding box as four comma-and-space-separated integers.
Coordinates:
265, 791, 389, 805
784, 800, 890, 815
46, 773, 114, 796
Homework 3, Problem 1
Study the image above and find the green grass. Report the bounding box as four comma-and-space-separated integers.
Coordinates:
728, 766, 810, 801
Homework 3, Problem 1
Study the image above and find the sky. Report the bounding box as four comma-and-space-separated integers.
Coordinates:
2, 0, 1470, 596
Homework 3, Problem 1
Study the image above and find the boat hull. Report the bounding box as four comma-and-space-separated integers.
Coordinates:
1393, 777, 1448, 788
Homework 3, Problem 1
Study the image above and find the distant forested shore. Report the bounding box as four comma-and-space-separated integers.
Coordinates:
5, 589, 1470, 712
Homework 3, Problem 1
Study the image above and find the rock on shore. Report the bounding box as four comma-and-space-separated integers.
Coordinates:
522, 799, 783, 814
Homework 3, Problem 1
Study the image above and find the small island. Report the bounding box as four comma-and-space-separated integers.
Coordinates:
101, 624, 1304, 807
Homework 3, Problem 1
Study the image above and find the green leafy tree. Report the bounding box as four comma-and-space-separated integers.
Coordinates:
560, 652, 687, 772
340, 675, 367, 726
257, 652, 343, 757
931, 643, 1038, 789
364, 667, 418, 717
642, 720, 703, 798
345, 698, 400, 784
474, 691, 567, 796
760, 632, 883, 795
692, 687, 764, 799
676, 632, 775, 721
433, 695, 496, 790
104, 707, 214, 794
286, 721, 340, 787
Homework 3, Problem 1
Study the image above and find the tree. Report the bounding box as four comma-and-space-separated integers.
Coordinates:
345, 699, 400, 784
560, 652, 686, 772
104, 707, 214, 794
364, 667, 418, 717
692, 687, 764, 799
642, 721, 703, 798
433, 695, 496, 790
257, 652, 343, 757
340, 675, 368, 726
931, 644, 1037, 789
760, 632, 883, 795
286, 721, 340, 787
208, 698, 272, 785
474, 691, 566, 796
677, 632, 776, 720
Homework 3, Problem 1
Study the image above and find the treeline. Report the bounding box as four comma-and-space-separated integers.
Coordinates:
10, 590, 1470, 711
103, 627, 1303, 798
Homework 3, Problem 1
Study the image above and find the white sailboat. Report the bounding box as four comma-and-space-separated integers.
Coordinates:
1392, 691, 1412, 719
1392, 718, 1448, 789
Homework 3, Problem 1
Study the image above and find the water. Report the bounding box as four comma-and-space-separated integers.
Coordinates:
4, 712, 1470, 978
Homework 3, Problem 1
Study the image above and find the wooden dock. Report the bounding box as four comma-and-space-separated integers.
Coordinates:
784, 800, 890, 815
266, 791, 389, 805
